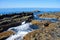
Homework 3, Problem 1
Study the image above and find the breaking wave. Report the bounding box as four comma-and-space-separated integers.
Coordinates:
6, 21, 38, 40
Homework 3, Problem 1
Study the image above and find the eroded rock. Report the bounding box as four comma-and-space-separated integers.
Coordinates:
24, 20, 60, 40
38, 13, 60, 20
0, 30, 15, 40
0, 12, 34, 33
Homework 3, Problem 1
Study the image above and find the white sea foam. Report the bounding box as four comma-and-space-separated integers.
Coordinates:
6, 21, 33, 40
6, 31, 30, 40
21, 21, 26, 25
34, 15, 37, 17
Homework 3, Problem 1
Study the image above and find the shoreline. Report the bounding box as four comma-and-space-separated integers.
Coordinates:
0, 11, 60, 40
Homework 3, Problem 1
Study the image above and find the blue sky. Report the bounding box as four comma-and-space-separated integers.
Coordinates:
0, 0, 60, 8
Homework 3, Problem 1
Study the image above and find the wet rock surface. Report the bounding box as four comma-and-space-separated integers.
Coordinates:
0, 12, 33, 33
23, 20, 60, 40
23, 23, 60, 40
38, 13, 60, 21
0, 30, 15, 40
0, 12, 34, 40
0, 12, 60, 40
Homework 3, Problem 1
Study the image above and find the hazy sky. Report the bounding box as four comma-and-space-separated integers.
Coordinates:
0, 0, 60, 8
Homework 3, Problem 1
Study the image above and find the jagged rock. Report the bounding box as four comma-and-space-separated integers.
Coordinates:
23, 29, 60, 40
24, 20, 60, 40
38, 13, 60, 20
44, 23, 49, 27
23, 22, 60, 40
31, 20, 52, 28
32, 10, 40, 12
0, 30, 15, 40
23, 29, 54, 40
0, 12, 34, 33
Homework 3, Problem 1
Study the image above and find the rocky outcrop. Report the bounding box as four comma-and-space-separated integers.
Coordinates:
23, 29, 60, 40
38, 13, 60, 20
0, 12, 60, 40
32, 10, 40, 12
31, 20, 52, 28
0, 12, 34, 33
23, 21, 60, 40
0, 30, 15, 40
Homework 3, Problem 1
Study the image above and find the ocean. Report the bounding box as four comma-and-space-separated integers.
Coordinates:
0, 8, 60, 14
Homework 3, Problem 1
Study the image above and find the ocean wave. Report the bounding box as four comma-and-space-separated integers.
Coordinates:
6, 21, 34, 40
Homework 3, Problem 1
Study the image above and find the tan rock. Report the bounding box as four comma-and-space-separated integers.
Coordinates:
38, 14, 59, 19
23, 23, 60, 40
31, 20, 52, 28
0, 30, 15, 40
23, 29, 57, 40
24, 20, 60, 40
31, 20, 43, 25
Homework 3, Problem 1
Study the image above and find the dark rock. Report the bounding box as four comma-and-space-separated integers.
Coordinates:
33, 10, 40, 12
44, 23, 49, 27
35, 38, 37, 40
0, 12, 34, 33
57, 34, 60, 37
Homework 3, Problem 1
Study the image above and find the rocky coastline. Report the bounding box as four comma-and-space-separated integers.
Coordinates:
23, 20, 60, 40
0, 12, 34, 40
23, 12, 60, 40
0, 11, 60, 40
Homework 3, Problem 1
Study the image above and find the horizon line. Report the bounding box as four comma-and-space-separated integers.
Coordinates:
0, 7, 60, 9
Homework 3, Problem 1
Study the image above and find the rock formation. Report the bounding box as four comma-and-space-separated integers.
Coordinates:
0, 30, 15, 40
0, 11, 60, 40
0, 12, 34, 33
23, 21, 60, 40
38, 13, 60, 20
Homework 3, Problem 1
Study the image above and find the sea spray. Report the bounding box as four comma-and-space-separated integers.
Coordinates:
6, 31, 30, 40
6, 21, 33, 40
21, 21, 26, 25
